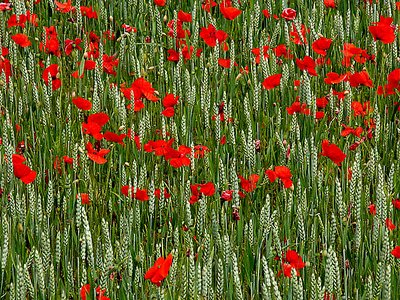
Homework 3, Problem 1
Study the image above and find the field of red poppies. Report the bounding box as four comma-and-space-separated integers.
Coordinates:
0, 0, 400, 299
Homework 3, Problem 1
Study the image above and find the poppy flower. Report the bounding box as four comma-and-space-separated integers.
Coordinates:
281, 8, 296, 20
369, 16, 396, 44
164, 146, 191, 168
42, 64, 62, 90
312, 37, 332, 56
86, 142, 110, 164
296, 56, 317, 76
12, 154, 37, 184
0, 47, 11, 83
154, 188, 171, 199
219, 1, 242, 20
194, 145, 210, 158
385, 218, 396, 231
103, 131, 126, 146
324, 0, 336, 8
290, 24, 308, 45
265, 166, 293, 188
238, 174, 259, 192
145, 253, 173, 286
251, 46, 269, 64
77, 193, 90, 205
220, 190, 233, 201
0, 3, 12, 11
177, 10, 192, 22
351, 101, 372, 117
189, 182, 216, 204
102, 54, 119, 76
324, 72, 347, 85
262, 74, 282, 90
65, 38, 82, 56
82, 112, 110, 140
368, 204, 376, 215
80, 6, 97, 19
200, 24, 228, 47
392, 246, 400, 258
80, 284, 110, 300
121, 77, 159, 103
393, 199, 400, 210
202, 0, 217, 12
348, 70, 373, 88
286, 101, 310, 115
72, 97, 92, 110
12, 33, 31, 47
281, 249, 305, 277
321, 140, 346, 166
341, 125, 363, 137
55, 0, 76, 13
154, 0, 166, 6
121, 186, 149, 201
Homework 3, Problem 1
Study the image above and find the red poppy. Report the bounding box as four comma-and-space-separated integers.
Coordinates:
341, 125, 363, 137
103, 131, 126, 146
164, 146, 191, 168
82, 112, 109, 140
351, 101, 372, 117
324, 72, 347, 85
281, 249, 305, 277
154, 188, 171, 199
220, 190, 233, 201
55, 0, 76, 13
0, 3, 12, 11
154, 0, 166, 6
281, 8, 296, 20
219, 1, 241, 20
65, 38, 82, 55
324, 0, 336, 8
393, 199, 400, 210
121, 77, 159, 103
177, 10, 192, 22
369, 16, 396, 44
262, 74, 282, 90
200, 24, 228, 47
392, 246, 400, 258
12, 154, 37, 184
368, 204, 376, 216
290, 24, 308, 45
86, 142, 110, 164
286, 101, 310, 115
12, 33, 31, 47
265, 166, 293, 188
77, 193, 90, 205
80, 6, 97, 19
348, 70, 373, 88
251, 46, 269, 64
321, 140, 346, 166
102, 54, 119, 76
0, 47, 11, 83
121, 185, 149, 201
385, 218, 396, 231
273, 44, 293, 59
72, 97, 92, 110
238, 174, 259, 192
42, 64, 62, 90
296, 56, 317, 76
145, 253, 173, 286
312, 37, 332, 56
202, 0, 217, 12
80, 284, 110, 300
194, 145, 210, 158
